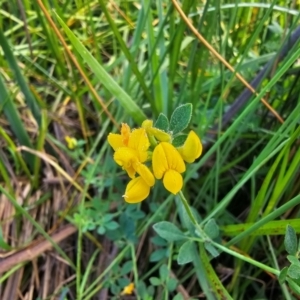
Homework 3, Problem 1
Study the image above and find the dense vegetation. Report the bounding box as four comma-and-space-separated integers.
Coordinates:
0, 1, 300, 299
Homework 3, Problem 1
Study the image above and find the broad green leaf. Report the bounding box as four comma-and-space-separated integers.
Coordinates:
285, 225, 298, 255
120, 261, 133, 275
54, 12, 146, 124
149, 248, 168, 262
155, 113, 169, 131
159, 264, 169, 280
288, 264, 300, 280
104, 221, 119, 230
153, 221, 186, 242
177, 240, 194, 265
287, 255, 300, 266
204, 219, 220, 240
278, 267, 288, 284
172, 134, 188, 148
204, 242, 219, 258
167, 278, 178, 292
169, 104, 192, 135
173, 293, 184, 300
149, 277, 162, 286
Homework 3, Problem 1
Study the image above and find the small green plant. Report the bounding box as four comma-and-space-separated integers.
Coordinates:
279, 225, 300, 294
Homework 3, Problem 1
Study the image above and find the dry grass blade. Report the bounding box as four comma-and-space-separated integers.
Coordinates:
18, 146, 91, 200
35, 0, 118, 128
0, 224, 76, 274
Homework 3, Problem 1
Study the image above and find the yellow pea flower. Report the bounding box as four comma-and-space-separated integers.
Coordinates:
108, 124, 155, 202
123, 177, 151, 203
65, 136, 77, 149
152, 142, 186, 194
177, 130, 203, 163
121, 282, 135, 295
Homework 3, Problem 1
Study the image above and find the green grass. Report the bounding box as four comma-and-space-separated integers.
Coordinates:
0, 0, 300, 299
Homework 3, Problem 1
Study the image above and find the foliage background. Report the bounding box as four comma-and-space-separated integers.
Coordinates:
0, 0, 300, 299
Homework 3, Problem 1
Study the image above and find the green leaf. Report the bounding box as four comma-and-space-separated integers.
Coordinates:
159, 264, 169, 280
105, 221, 119, 230
153, 221, 186, 242
154, 113, 169, 131
177, 240, 194, 265
0, 31, 41, 125
0, 74, 34, 169
169, 103, 192, 135
172, 293, 184, 300
204, 242, 219, 258
167, 278, 178, 292
287, 255, 300, 266
97, 225, 106, 235
285, 225, 298, 255
120, 261, 133, 275
54, 12, 146, 124
149, 248, 168, 262
204, 219, 220, 239
279, 267, 288, 284
149, 277, 162, 286
288, 264, 300, 280
172, 134, 188, 148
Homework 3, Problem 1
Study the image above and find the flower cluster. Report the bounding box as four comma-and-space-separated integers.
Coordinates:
107, 108, 202, 203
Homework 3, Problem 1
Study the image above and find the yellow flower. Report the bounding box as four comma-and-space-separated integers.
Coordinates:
177, 130, 203, 163
123, 177, 151, 203
65, 136, 77, 149
142, 119, 171, 142
108, 124, 155, 202
152, 142, 186, 194
121, 282, 135, 295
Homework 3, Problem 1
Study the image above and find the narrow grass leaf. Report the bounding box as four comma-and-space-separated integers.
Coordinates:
0, 31, 41, 125
54, 12, 146, 124
0, 74, 34, 169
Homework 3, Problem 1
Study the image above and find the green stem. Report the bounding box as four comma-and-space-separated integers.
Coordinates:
178, 190, 211, 242
211, 240, 280, 276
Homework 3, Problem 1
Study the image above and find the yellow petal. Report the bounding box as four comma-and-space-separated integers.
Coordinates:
134, 163, 155, 186
177, 130, 202, 163
152, 142, 169, 179
120, 123, 131, 146
152, 142, 186, 179
123, 177, 151, 203
163, 169, 183, 194
121, 283, 135, 295
128, 128, 150, 162
114, 148, 138, 169
141, 119, 153, 129
107, 133, 123, 151
65, 136, 77, 149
